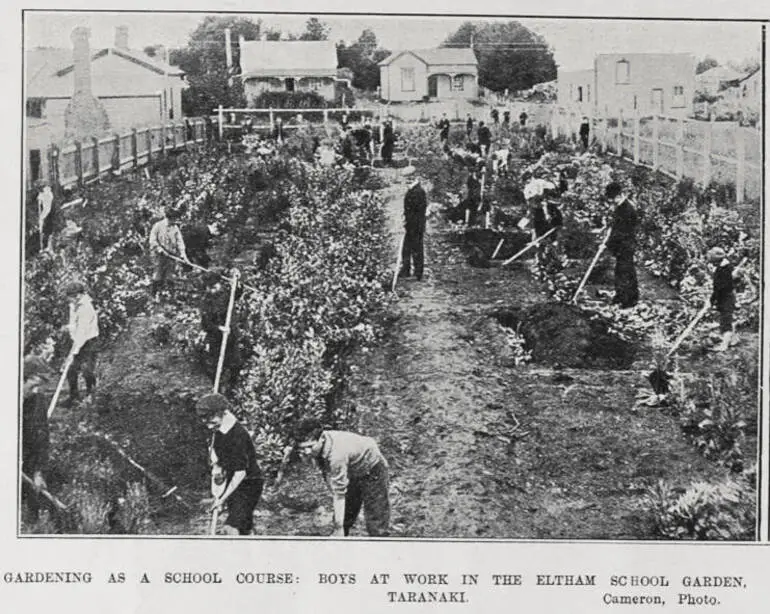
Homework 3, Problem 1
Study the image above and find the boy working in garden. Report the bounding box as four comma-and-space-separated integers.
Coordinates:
197, 393, 263, 536
400, 178, 428, 281
22, 355, 53, 520
605, 182, 639, 309
63, 281, 100, 407
292, 418, 390, 537
148, 207, 190, 299
708, 247, 737, 351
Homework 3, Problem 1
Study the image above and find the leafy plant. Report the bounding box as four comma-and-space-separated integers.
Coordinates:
645, 473, 755, 540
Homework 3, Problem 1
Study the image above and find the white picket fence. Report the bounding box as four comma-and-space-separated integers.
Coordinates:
551, 108, 761, 204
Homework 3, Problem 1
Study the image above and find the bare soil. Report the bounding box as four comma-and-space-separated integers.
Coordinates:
43, 165, 754, 539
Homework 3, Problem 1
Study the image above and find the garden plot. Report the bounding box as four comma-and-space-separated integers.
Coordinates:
491, 302, 637, 370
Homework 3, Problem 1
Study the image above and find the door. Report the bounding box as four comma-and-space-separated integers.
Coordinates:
285, 78, 295, 92
428, 75, 438, 98
651, 88, 664, 113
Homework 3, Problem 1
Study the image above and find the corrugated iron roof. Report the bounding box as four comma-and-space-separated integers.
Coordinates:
26, 46, 184, 98
696, 65, 746, 82
239, 40, 338, 76
378, 47, 478, 67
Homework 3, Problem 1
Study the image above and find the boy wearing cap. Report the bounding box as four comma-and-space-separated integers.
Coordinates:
148, 208, 190, 298
708, 247, 737, 351
293, 418, 390, 537
22, 355, 53, 519
63, 281, 99, 406
197, 394, 263, 536
605, 182, 639, 308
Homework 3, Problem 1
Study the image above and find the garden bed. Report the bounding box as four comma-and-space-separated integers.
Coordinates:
492, 302, 637, 369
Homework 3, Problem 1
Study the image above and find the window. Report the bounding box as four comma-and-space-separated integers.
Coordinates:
401, 68, 415, 92
26, 98, 43, 118
587, 84, 591, 102
577, 86, 583, 102
615, 59, 630, 84
453, 75, 464, 91
672, 85, 685, 108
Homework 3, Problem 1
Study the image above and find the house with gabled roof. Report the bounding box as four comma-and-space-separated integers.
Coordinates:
695, 65, 746, 96
239, 40, 339, 103
25, 25, 186, 187
26, 25, 186, 145
378, 47, 478, 102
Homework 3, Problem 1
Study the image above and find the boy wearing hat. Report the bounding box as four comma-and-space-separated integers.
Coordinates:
708, 247, 737, 351
63, 281, 99, 406
22, 355, 53, 518
605, 182, 639, 308
292, 418, 390, 537
197, 393, 263, 536
148, 207, 190, 298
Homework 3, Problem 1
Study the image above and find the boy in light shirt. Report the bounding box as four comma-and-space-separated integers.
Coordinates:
62, 281, 99, 406
292, 418, 390, 537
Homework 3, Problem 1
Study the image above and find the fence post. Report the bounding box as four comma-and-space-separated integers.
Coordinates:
702, 117, 713, 188
74, 141, 83, 189
323, 109, 328, 125
171, 122, 177, 150
161, 123, 167, 156
131, 128, 138, 169
91, 137, 100, 180
675, 116, 685, 180
268, 107, 274, 130
146, 129, 153, 163
218, 105, 224, 140
615, 110, 623, 156
652, 114, 659, 171
111, 133, 120, 172
633, 111, 640, 164
735, 124, 745, 204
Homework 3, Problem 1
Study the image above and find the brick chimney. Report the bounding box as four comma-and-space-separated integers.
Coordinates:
71, 26, 92, 96
65, 26, 111, 140
115, 25, 129, 50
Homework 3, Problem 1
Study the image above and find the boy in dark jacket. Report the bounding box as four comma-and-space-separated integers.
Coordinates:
708, 247, 737, 351
197, 393, 263, 536
400, 179, 428, 281
605, 182, 639, 308
22, 355, 53, 521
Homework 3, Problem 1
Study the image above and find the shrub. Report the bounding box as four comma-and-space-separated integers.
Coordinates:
251, 91, 328, 109
645, 473, 755, 540
669, 373, 749, 472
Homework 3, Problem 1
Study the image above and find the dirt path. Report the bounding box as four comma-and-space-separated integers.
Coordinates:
343, 169, 726, 539
57, 164, 741, 539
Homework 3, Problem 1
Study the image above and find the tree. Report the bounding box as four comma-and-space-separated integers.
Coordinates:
299, 17, 330, 41
171, 16, 262, 115
442, 21, 556, 92
696, 56, 719, 74
143, 44, 164, 58
337, 29, 390, 91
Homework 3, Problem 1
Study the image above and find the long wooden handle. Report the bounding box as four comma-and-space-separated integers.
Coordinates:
213, 269, 240, 393
491, 238, 505, 259
501, 227, 556, 266
392, 234, 405, 292
21, 472, 68, 512
666, 302, 711, 358
209, 507, 219, 536
47, 354, 74, 419
571, 227, 612, 304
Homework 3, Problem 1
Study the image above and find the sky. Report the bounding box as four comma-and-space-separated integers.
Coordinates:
24, 11, 762, 72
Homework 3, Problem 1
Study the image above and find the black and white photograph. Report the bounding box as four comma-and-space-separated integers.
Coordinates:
19, 9, 764, 543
